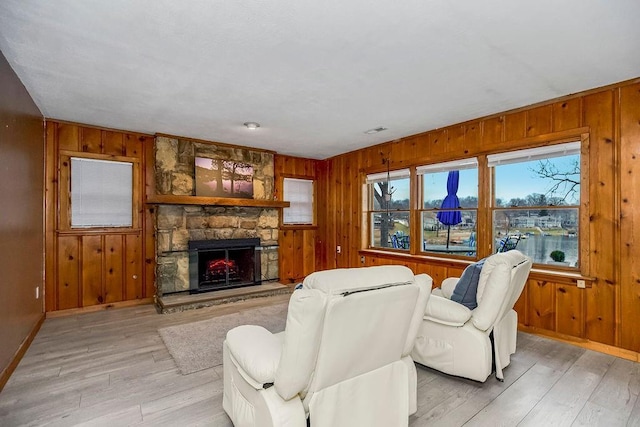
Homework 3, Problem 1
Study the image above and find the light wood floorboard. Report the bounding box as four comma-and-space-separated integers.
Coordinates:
1, 294, 638, 426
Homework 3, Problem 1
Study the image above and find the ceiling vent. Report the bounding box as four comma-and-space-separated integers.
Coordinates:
364, 127, 388, 134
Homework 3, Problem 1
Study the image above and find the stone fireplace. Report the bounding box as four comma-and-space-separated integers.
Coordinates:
153, 136, 279, 297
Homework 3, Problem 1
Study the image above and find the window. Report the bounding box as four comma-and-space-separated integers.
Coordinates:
361, 139, 585, 271
366, 169, 411, 250
489, 141, 581, 267
71, 158, 133, 227
283, 178, 314, 225
418, 158, 478, 258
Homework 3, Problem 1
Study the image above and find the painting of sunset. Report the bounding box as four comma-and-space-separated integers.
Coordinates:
195, 157, 254, 198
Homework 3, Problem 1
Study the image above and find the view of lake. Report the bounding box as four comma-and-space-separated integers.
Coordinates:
514, 235, 578, 266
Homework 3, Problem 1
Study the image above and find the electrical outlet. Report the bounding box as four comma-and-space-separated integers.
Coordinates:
577, 279, 586, 289
35, 286, 39, 299
336, 245, 341, 254
360, 256, 365, 264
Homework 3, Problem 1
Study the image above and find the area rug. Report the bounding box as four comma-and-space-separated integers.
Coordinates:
159, 303, 288, 375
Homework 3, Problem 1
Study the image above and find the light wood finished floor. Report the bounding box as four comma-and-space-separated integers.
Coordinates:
1, 295, 639, 426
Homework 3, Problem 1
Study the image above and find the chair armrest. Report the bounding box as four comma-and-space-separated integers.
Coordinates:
226, 325, 282, 385
424, 295, 472, 327
402, 273, 433, 356
440, 277, 459, 299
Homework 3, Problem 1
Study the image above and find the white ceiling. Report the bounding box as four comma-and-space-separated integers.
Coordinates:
1, 1, 639, 159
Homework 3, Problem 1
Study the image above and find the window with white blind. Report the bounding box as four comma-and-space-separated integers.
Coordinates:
283, 178, 314, 225
71, 158, 133, 227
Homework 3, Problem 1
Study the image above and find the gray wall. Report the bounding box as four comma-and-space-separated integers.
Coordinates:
0, 49, 44, 384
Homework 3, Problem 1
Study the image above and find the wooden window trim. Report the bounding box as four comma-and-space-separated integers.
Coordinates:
59, 152, 141, 232
360, 131, 591, 278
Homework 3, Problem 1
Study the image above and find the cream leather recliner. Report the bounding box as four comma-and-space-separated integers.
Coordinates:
222, 265, 432, 427
411, 250, 532, 382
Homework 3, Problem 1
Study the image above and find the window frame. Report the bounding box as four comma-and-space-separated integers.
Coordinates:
489, 139, 588, 271
417, 158, 479, 259
59, 151, 141, 232
360, 133, 590, 275
365, 168, 411, 251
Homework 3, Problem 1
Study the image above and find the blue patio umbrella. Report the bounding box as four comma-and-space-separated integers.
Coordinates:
437, 170, 462, 249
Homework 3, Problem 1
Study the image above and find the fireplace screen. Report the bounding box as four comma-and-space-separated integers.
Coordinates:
189, 238, 261, 293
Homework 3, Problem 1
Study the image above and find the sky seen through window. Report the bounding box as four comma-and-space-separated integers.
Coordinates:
386, 155, 579, 206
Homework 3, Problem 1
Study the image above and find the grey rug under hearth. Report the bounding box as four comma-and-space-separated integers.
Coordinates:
159, 303, 288, 375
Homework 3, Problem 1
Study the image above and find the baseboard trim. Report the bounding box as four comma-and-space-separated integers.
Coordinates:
0, 313, 45, 392
46, 298, 155, 318
518, 325, 640, 363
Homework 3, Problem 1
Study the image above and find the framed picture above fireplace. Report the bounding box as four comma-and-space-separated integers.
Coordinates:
195, 157, 254, 199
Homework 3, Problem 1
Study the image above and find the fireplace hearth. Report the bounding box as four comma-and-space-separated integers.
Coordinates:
189, 238, 261, 293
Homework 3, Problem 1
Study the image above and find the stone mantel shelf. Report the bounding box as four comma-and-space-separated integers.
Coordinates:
146, 194, 290, 208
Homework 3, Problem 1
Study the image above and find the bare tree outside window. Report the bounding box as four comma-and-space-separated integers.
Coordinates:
373, 182, 392, 248
530, 159, 580, 204
491, 143, 581, 266
368, 175, 411, 250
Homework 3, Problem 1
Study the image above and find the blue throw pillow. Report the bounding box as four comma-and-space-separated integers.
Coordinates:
450, 259, 486, 310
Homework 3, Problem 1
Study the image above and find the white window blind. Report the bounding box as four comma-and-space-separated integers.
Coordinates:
416, 158, 478, 175
487, 141, 581, 167
71, 158, 133, 227
283, 178, 314, 224
366, 168, 410, 183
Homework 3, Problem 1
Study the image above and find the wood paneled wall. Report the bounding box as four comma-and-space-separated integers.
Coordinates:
45, 121, 155, 312
41, 80, 639, 356
274, 155, 321, 283
314, 78, 640, 355
619, 84, 640, 352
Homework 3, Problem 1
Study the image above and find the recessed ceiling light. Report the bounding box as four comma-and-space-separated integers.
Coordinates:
244, 122, 260, 130
364, 127, 388, 134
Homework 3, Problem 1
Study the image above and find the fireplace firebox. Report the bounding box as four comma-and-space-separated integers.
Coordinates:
188, 238, 261, 293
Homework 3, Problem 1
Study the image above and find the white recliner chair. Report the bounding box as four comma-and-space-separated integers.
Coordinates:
222, 265, 432, 427
411, 250, 532, 382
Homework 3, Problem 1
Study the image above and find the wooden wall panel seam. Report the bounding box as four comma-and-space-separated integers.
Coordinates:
614, 87, 622, 347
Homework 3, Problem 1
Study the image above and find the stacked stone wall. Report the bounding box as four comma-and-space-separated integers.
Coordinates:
154, 137, 278, 295
155, 136, 274, 199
